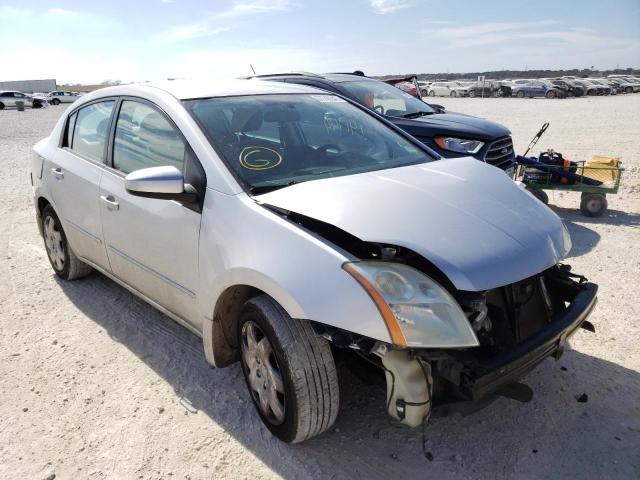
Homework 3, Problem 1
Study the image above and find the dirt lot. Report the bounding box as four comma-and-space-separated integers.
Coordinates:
1, 95, 639, 479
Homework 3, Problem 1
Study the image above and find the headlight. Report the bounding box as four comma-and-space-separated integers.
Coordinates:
434, 136, 484, 154
343, 261, 479, 348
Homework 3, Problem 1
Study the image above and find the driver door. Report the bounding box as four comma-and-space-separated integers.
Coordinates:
99, 99, 204, 329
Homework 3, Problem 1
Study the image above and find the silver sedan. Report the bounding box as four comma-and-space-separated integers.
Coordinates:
31, 80, 598, 442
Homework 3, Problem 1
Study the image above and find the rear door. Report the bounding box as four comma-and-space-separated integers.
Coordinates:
48, 99, 115, 269
99, 98, 204, 328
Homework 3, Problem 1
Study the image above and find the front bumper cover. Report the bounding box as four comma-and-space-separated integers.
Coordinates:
458, 282, 598, 400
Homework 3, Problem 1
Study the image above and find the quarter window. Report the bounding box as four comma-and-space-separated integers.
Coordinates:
113, 101, 186, 174
70, 100, 115, 163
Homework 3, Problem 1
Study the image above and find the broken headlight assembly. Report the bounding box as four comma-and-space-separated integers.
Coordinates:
343, 261, 479, 348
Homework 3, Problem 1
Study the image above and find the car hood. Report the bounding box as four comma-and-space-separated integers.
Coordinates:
255, 157, 570, 291
391, 112, 511, 140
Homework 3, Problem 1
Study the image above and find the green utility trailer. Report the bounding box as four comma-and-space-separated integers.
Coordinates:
513, 159, 624, 217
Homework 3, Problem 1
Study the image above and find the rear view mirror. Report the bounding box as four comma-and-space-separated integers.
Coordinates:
125, 166, 197, 203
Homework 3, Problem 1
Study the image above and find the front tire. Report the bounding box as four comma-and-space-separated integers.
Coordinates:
42, 205, 93, 280
428, 90, 435, 97
450, 90, 457, 97
527, 188, 549, 204
580, 193, 607, 217
239, 295, 339, 443
51, 98, 60, 105
517, 91, 525, 98
546, 90, 556, 99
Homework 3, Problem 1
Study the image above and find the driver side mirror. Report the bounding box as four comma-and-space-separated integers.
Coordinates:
125, 166, 198, 204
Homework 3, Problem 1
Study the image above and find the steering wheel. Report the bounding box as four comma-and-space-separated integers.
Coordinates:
373, 105, 385, 115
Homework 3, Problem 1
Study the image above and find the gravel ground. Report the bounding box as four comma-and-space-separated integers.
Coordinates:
1, 96, 639, 480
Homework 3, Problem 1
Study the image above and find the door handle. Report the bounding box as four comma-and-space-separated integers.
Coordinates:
100, 195, 119, 210
51, 167, 64, 179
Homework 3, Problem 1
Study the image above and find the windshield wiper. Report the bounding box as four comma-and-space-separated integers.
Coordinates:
401, 111, 435, 119
249, 181, 297, 195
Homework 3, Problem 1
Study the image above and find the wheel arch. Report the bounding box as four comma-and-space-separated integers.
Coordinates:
202, 272, 309, 367
36, 195, 53, 236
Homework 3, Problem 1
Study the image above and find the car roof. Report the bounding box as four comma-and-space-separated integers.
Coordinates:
247, 72, 377, 85
81, 79, 327, 102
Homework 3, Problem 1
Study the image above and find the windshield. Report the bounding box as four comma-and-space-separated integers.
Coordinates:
185, 94, 431, 193
339, 80, 436, 118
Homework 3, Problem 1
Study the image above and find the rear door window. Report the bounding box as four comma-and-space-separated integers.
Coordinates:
70, 100, 115, 163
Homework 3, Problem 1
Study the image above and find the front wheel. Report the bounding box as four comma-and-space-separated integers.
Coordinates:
51, 98, 60, 105
546, 90, 556, 99
516, 91, 525, 98
580, 193, 607, 217
428, 90, 435, 97
239, 295, 339, 443
420, 89, 428, 97
450, 90, 457, 97
469, 90, 476, 97
42, 205, 93, 280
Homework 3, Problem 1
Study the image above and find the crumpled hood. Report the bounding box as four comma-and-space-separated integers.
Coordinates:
255, 157, 570, 291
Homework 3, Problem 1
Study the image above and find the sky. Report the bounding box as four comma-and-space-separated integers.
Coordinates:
1, 0, 639, 84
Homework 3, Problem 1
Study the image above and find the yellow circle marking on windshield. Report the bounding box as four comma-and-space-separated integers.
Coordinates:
239, 146, 283, 170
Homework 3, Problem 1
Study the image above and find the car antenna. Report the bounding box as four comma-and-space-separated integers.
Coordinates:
523, 122, 549, 157
250, 64, 256, 75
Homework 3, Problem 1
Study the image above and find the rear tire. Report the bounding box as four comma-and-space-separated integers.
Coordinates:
420, 89, 428, 97
469, 90, 476, 98
428, 90, 435, 97
546, 90, 556, 99
450, 90, 457, 97
239, 295, 339, 443
42, 205, 93, 280
580, 193, 607, 217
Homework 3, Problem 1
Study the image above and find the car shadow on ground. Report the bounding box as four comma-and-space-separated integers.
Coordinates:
553, 207, 640, 227
56, 274, 640, 479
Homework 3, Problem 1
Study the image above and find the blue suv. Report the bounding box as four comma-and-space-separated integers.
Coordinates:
248, 73, 515, 170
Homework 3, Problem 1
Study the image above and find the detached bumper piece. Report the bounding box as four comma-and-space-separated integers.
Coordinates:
461, 282, 597, 400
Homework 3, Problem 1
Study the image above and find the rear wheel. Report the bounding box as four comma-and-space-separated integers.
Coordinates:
580, 193, 607, 217
527, 188, 549, 205
420, 89, 428, 97
428, 90, 435, 97
450, 90, 457, 97
42, 205, 93, 280
469, 90, 476, 98
546, 90, 556, 99
239, 295, 339, 443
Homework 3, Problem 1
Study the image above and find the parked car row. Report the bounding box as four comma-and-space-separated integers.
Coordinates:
0, 90, 83, 110
415, 75, 640, 99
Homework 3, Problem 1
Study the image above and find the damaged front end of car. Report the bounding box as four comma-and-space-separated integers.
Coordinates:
264, 205, 598, 428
